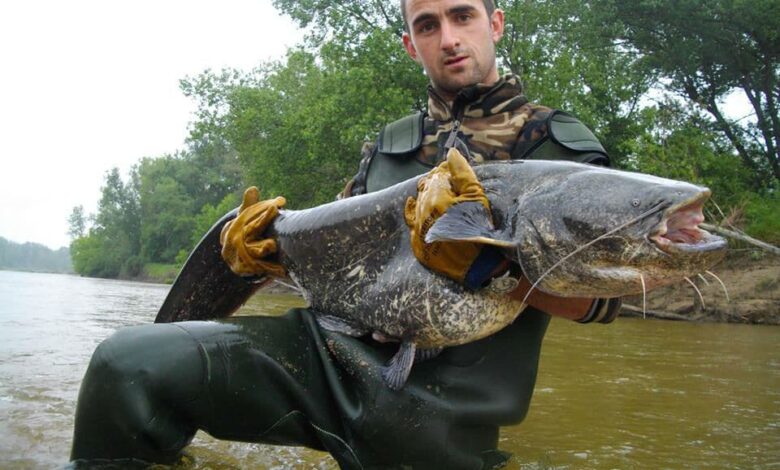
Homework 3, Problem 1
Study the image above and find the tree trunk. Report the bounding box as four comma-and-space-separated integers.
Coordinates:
741, 80, 780, 182
701, 223, 780, 256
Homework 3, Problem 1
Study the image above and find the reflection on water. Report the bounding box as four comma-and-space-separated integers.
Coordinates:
0, 270, 778, 469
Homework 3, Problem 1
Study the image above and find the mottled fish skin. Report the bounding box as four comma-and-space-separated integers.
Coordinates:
268, 177, 524, 350
270, 160, 726, 344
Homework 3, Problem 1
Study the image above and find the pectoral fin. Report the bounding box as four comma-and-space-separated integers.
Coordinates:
381, 341, 417, 390
425, 201, 514, 248
316, 314, 369, 337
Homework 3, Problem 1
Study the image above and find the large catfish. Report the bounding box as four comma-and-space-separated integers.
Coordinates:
155, 158, 727, 389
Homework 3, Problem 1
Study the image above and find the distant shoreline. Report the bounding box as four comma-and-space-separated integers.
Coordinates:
0, 267, 74, 275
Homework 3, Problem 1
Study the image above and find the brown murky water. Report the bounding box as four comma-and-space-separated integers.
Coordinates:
1, 270, 778, 469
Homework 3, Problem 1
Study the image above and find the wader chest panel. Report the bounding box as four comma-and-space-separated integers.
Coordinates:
366, 112, 432, 193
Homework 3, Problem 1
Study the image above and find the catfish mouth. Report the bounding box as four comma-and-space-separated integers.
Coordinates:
649, 192, 726, 254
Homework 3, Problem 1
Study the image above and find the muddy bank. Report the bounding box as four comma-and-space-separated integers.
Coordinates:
621, 251, 780, 325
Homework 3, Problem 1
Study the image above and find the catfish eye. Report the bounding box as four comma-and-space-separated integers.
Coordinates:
631, 199, 641, 207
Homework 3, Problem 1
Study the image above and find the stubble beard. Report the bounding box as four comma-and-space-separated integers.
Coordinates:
429, 44, 498, 100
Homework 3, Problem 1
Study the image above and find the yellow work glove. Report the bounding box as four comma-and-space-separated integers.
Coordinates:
404, 148, 491, 283
220, 186, 287, 278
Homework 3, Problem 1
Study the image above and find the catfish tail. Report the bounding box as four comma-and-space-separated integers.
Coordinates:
155, 208, 267, 323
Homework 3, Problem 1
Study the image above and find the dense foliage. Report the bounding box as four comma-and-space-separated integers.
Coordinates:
70, 0, 780, 278
70, 142, 243, 278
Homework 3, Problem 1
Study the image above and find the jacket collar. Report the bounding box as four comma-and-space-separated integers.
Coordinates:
427, 74, 528, 122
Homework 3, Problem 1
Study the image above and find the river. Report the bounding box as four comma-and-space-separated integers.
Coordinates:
0, 270, 778, 469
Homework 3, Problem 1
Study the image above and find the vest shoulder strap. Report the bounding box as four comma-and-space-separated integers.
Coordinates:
519, 111, 610, 166
548, 111, 606, 154
377, 111, 426, 155
344, 112, 429, 196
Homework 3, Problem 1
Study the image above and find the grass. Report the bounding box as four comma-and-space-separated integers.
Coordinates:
143, 263, 180, 284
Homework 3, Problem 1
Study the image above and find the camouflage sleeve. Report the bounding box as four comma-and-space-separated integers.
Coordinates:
338, 141, 376, 199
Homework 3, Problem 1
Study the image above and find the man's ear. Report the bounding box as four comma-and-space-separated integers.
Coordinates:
490, 9, 505, 43
402, 32, 420, 62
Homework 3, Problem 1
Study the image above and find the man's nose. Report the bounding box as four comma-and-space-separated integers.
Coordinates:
440, 20, 460, 51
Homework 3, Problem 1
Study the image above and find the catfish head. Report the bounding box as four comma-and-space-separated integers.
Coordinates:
428, 160, 728, 299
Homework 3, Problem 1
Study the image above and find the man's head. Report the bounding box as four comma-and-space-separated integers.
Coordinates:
401, 0, 504, 101
401, 0, 496, 31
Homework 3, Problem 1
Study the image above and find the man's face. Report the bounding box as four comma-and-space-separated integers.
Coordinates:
402, 0, 504, 101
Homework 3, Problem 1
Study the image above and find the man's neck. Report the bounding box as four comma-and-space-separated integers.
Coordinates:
431, 76, 502, 104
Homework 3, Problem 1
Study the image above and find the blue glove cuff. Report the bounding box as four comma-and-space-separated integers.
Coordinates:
464, 246, 506, 291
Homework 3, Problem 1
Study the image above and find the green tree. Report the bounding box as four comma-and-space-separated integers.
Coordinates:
499, 0, 655, 165
95, 167, 141, 257
71, 168, 141, 278
182, 32, 426, 208
174, 1, 423, 208
627, 101, 755, 207
67, 205, 87, 240
137, 158, 196, 263
603, 0, 780, 185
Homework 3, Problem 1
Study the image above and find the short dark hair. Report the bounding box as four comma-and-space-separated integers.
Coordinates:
401, 0, 497, 32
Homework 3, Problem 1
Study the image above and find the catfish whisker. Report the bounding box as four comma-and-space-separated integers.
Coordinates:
697, 273, 711, 286
521, 203, 667, 306
273, 279, 302, 294
705, 270, 730, 303
684, 277, 706, 310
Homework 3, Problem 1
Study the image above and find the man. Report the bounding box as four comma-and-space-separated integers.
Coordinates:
71, 0, 618, 468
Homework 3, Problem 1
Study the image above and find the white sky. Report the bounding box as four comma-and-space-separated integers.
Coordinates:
0, 0, 302, 249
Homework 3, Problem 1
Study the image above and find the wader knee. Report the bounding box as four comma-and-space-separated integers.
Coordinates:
71, 323, 205, 463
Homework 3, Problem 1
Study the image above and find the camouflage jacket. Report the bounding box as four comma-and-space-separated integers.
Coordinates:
343, 74, 608, 197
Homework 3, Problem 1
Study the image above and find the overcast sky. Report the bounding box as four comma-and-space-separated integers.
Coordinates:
0, 0, 302, 249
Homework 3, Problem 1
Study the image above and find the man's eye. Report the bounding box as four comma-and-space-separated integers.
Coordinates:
418, 22, 436, 33
456, 13, 472, 23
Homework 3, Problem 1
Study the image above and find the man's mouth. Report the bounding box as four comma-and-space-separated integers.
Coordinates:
444, 56, 468, 67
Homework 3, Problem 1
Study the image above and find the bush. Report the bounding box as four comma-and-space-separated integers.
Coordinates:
144, 263, 180, 284
742, 191, 780, 245
121, 255, 144, 278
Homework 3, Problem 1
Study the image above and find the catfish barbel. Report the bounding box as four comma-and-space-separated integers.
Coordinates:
155, 159, 727, 389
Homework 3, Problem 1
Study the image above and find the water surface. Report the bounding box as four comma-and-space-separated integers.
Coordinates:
0, 270, 777, 469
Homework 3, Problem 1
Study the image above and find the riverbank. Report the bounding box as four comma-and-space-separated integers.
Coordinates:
137, 263, 180, 284
622, 251, 780, 325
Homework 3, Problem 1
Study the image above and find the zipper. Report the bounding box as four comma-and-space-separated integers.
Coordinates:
444, 118, 462, 149
443, 90, 475, 161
